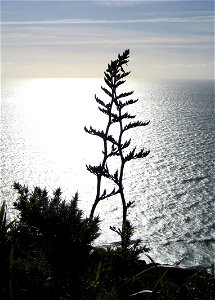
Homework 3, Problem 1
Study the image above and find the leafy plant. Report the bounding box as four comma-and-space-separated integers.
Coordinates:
0, 201, 15, 300
1, 50, 214, 299
85, 49, 150, 248
8, 183, 100, 299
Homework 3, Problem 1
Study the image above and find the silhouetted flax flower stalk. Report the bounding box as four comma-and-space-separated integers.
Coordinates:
84, 49, 150, 248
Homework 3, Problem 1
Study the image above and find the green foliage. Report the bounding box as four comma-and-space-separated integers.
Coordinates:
84, 246, 143, 299
0, 201, 8, 259
0, 201, 7, 235
2, 183, 100, 299
1, 50, 214, 300
0, 201, 14, 300
13, 183, 99, 249
127, 263, 215, 300
0, 201, 8, 299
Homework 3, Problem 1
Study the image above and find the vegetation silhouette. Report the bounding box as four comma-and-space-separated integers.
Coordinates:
1, 184, 99, 299
85, 49, 150, 249
0, 50, 214, 300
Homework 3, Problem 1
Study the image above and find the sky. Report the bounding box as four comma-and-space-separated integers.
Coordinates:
1, 0, 214, 79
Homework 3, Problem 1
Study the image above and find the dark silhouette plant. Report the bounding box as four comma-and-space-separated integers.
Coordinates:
1, 49, 214, 299
85, 49, 150, 249
0, 201, 14, 300
5, 183, 100, 299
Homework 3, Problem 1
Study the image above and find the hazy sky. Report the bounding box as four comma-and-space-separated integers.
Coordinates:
1, 0, 214, 79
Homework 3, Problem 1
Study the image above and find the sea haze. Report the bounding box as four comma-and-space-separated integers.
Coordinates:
1, 78, 214, 266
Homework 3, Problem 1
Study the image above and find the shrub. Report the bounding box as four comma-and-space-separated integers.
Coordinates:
8, 183, 100, 299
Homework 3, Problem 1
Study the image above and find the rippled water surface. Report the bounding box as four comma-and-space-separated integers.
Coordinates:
1, 78, 214, 266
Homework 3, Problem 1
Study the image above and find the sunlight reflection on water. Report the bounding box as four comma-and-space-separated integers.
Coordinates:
1, 78, 214, 267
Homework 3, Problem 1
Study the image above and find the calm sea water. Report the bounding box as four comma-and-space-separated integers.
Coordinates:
1, 78, 214, 267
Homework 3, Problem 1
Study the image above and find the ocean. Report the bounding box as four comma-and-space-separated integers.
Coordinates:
1, 78, 214, 267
